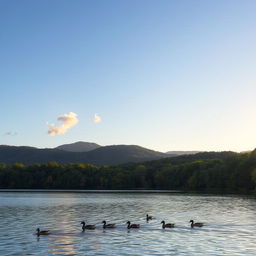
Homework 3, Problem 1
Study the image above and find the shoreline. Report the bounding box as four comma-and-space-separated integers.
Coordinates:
0, 188, 255, 196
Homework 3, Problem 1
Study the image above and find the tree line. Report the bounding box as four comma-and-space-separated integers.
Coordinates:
0, 150, 256, 192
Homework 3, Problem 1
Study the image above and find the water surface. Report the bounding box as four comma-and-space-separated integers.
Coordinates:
0, 191, 255, 255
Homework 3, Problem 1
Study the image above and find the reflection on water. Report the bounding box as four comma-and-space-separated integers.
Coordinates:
0, 191, 256, 255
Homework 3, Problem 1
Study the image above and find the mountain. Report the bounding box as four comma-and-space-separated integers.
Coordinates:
166, 151, 200, 156
0, 144, 167, 166
55, 141, 101, 152
85, 145, 166, 165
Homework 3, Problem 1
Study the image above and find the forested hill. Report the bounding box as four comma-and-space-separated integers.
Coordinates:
123, 151, 237, 168
1, 150, 256, 192
0, 145, 166, 165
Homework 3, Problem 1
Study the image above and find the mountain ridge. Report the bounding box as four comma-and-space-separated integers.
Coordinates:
0, 143, 167, 166
0, 142, 239, 166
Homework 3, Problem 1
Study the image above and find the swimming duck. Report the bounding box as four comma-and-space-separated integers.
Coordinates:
190, 220, 203, 228
102, 220, 116, 229
161, 220, 175, 229
81, 221, 96, 231
146, 214, 153, 221
126, 221, 140, 229
36, 228, 50, 236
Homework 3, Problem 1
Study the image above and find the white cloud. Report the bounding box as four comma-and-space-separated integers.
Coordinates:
93, 113, 102, 123
48, 112, 79, 136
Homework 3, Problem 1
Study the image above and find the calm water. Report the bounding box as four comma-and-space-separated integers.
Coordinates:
0, 191, 256, 256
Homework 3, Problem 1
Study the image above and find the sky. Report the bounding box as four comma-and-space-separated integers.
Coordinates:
0, 0, 256, 152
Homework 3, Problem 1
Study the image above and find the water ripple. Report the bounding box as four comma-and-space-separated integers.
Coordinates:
0, 192, 256, 255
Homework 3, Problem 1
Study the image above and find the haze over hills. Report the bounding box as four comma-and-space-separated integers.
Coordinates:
166, 151, 200, 155
56, 142, 200, 156
55, 142, 202, 157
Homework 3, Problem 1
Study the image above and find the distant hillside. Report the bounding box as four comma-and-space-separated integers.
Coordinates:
0, 144, 167, 166
166, 151, 200, 155
56, 141, 101, 152
121, 151, 237, 169
85, 145, 167, 165
0, 145, 80, 165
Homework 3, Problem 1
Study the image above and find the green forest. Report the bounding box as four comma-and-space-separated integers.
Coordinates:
1, 150, 256, 192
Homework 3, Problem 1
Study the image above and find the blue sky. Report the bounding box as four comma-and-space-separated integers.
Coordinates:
0, 0, 256, 152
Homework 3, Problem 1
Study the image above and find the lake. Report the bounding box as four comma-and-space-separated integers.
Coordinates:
0, 191, 255, 255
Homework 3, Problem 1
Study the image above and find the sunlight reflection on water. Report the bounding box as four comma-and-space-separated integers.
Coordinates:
0, 192, 256, 255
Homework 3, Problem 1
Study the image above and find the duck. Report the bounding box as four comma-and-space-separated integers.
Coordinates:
190, 220, 203, 228
146, 214, 153, 222
36, 228, 50, 236
81, 221, 96, 231
161, 220, 175, 229
126, 221, 140, 229
102, 220, 116, 229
